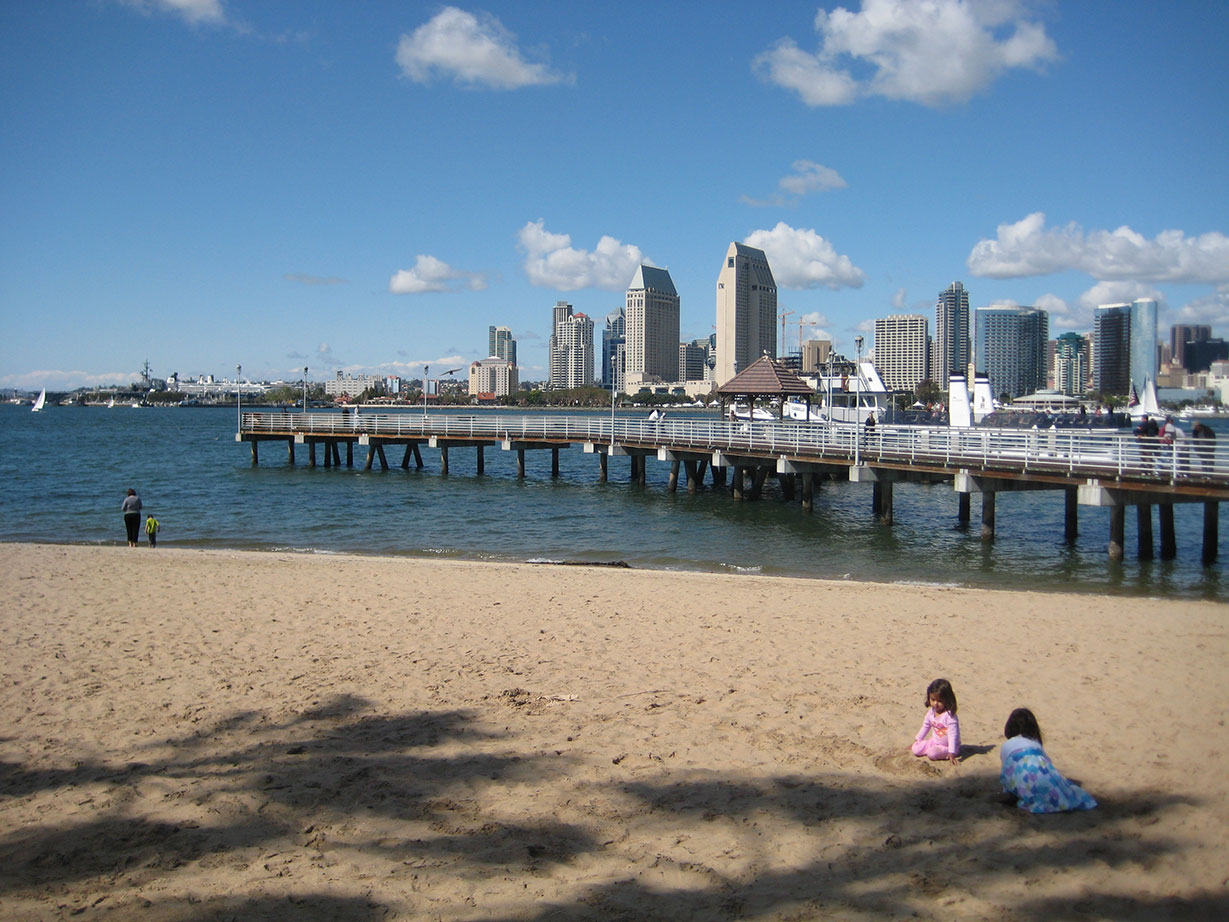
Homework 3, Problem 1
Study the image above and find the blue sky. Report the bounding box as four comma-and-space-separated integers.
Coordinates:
2, 0, 1227, 390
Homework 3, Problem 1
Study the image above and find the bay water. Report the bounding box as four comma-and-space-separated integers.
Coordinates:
1, 404, 1223, 600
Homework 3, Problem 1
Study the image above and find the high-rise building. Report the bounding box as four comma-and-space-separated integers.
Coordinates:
715, 242, 777, 385
1093, 303, 1131, 394
1185, 338, 1229, 373
1172, 324, 1212, 371
602, 307, 625, 390
624, 265, 680, 387
975, 306, 1049, 399
931, 282, 970, 388
488, 326, 517, 366
468, 357, 518, 398
679, 339, 709, 382
1053, 332, 1089, 397
873, 314, 929, 392
1129, 298, 1158, 390
800, 339, 833, 374
548, 301, 594, 389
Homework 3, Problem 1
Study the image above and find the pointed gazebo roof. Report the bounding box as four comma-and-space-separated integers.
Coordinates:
716, 355, 815, 398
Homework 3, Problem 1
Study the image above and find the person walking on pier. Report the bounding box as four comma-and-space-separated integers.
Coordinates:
121, 488, 142, 547
145, 513, 160, 548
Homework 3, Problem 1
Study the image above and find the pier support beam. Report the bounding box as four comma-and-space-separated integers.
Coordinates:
250, 440, 258, 465
780, 472, 795, 502
517, 450, 525, 479
801, 473, 813, 513
683, 460, 697, 493
346, 442, 353, 468
552, 448, 560, 478
414, 444, 424, 469
1159, 504, 1176, 560
309, 442, 317, 468
981, 491, 996, 541
638, 454, 647, 486
732, 466, 745, 501
365, 444, 376, 471
599, 452, 608, 482
1064, 487, 1078, 544
958, 493, 970, 527
440, 446, 449, 476
873, 481, 894, 524
668, 460, 680, 493
476, 446, 484, 475
1137, 504, 1153, 559
1203, 502, 1219, 565
287, 439, 295, 465
1109, 505, 1125, 561
376, 444, 388, 470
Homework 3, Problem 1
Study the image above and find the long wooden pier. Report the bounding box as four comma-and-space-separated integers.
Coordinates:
238, 411, 1228, 564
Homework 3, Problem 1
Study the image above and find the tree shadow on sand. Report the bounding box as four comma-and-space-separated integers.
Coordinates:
1, 696, 1223, 921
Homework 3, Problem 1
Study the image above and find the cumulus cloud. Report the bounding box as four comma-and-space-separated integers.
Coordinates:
1174, 285, 1229, 328
518, 221, 650, 291
389, 255, 488, 294
0, 369, 140, 391
120, 0, 226, 25
396, 7, 568, 89
890, 287, 908, 310
742, 160, 847, 207
968, 212, 1229, 283
754, 0, 1058, 108
744, 222, 866, 290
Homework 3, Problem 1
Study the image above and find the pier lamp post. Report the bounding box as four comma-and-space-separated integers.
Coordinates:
853, 338, 863, 466
303, 367, 308, 413
422, 365, 429, 420
236, 364, 242, 432
610, 351, 617, 454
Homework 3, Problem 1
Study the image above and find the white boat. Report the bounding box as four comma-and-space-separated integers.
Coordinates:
107, 397, 116, 408
801, 361, 890, 424
728, 403, 776, 422
31, 389, 45, 412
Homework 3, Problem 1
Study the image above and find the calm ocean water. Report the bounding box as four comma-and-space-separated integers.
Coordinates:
1, 404, 1224, 600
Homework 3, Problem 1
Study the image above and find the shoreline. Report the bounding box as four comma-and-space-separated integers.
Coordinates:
1, 543, 1226, 920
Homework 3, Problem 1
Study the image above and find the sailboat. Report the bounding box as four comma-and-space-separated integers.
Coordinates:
31, 389, 46, 412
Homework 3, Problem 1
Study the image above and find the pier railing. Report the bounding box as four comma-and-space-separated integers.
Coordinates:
240, 412, 1227, 486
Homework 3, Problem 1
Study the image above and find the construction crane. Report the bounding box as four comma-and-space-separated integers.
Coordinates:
778, 310, 795, 359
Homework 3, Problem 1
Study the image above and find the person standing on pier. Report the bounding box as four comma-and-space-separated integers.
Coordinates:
121, 488, 142, 547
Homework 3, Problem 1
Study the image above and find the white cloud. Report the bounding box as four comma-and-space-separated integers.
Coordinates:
890, 287, 908, 310
744, 222, 866, 290
121, 0, 225, 25
968, 212, 1229, 283
518, 221, 650, 291
396, 7, 568, 89
0, 369, 141, 391
755, 0, 1058, 108
1174, 285, 1229, 328
742, 160, 847, 207
389, 255, 488, 294
1077, 280, 1164, 312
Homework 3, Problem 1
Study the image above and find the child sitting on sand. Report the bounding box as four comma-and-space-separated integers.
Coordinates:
911, 678, 960, 764
1000, 707, 1097, 813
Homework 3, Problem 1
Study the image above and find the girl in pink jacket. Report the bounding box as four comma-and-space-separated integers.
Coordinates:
911, 678, 961, 763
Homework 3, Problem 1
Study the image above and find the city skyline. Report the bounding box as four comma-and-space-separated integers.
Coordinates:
2, 1, 1227, 391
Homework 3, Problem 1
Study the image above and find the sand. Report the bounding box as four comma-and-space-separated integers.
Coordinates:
0, 542, 1226, 921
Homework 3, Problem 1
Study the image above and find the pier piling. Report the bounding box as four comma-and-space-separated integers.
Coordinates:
1160, 505, 1176, 560
1138, 504, 1154, 560
981, 491, 996, 541
1064, 487, 1078, 544
1109, 505, 1126, 561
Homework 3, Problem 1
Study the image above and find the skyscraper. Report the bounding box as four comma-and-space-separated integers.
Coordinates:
468, 357, 518, 398
602, 307, 625, 390
715, 242, 777, 385
624, 265, 680, 387
488, 325, 516, 366
679, 340, 709, 381
1093, 303, 1131, 395
974, 306, 1049, 399
1129, 298, 1158, 390
548, 301, 594, 389
931, 281, 970, 388
1053, 332, 1089, 397
873, 314, 929, 392
1171, 324, 1211, 371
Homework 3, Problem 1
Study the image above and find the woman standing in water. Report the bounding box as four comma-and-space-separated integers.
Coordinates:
121, 488, 142, 547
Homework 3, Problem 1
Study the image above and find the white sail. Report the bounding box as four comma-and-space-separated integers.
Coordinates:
31, 389, 46, 412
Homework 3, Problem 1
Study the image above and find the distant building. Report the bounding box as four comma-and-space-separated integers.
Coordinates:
975, 306, 1049, 399
1129, 298, 1158, 390
715, 242, 777, 385
469, 357, 518, 398
931, 281, 970, 388
488, 326, 517, 367
1185, 338, 1229, 373
1172, 324, 1212, 371
602, 307, 625, 390
548, 301, 594, 388
624, 265, 680, 387
679, 339, 709, 382
324, 372, 384, 398
800, 339, 832, 375
873, 314, 929, 392
1053, 332, 1089, 397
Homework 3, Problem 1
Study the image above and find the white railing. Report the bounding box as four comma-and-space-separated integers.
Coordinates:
240, 412, 1227, 485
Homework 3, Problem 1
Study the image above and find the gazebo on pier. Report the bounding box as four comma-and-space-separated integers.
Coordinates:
715, 354, 817, 420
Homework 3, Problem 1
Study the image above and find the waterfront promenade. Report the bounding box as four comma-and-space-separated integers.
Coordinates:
239, 412, 1227, 564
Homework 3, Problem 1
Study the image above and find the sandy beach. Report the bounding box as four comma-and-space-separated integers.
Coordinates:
1, 543, 1226, 921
